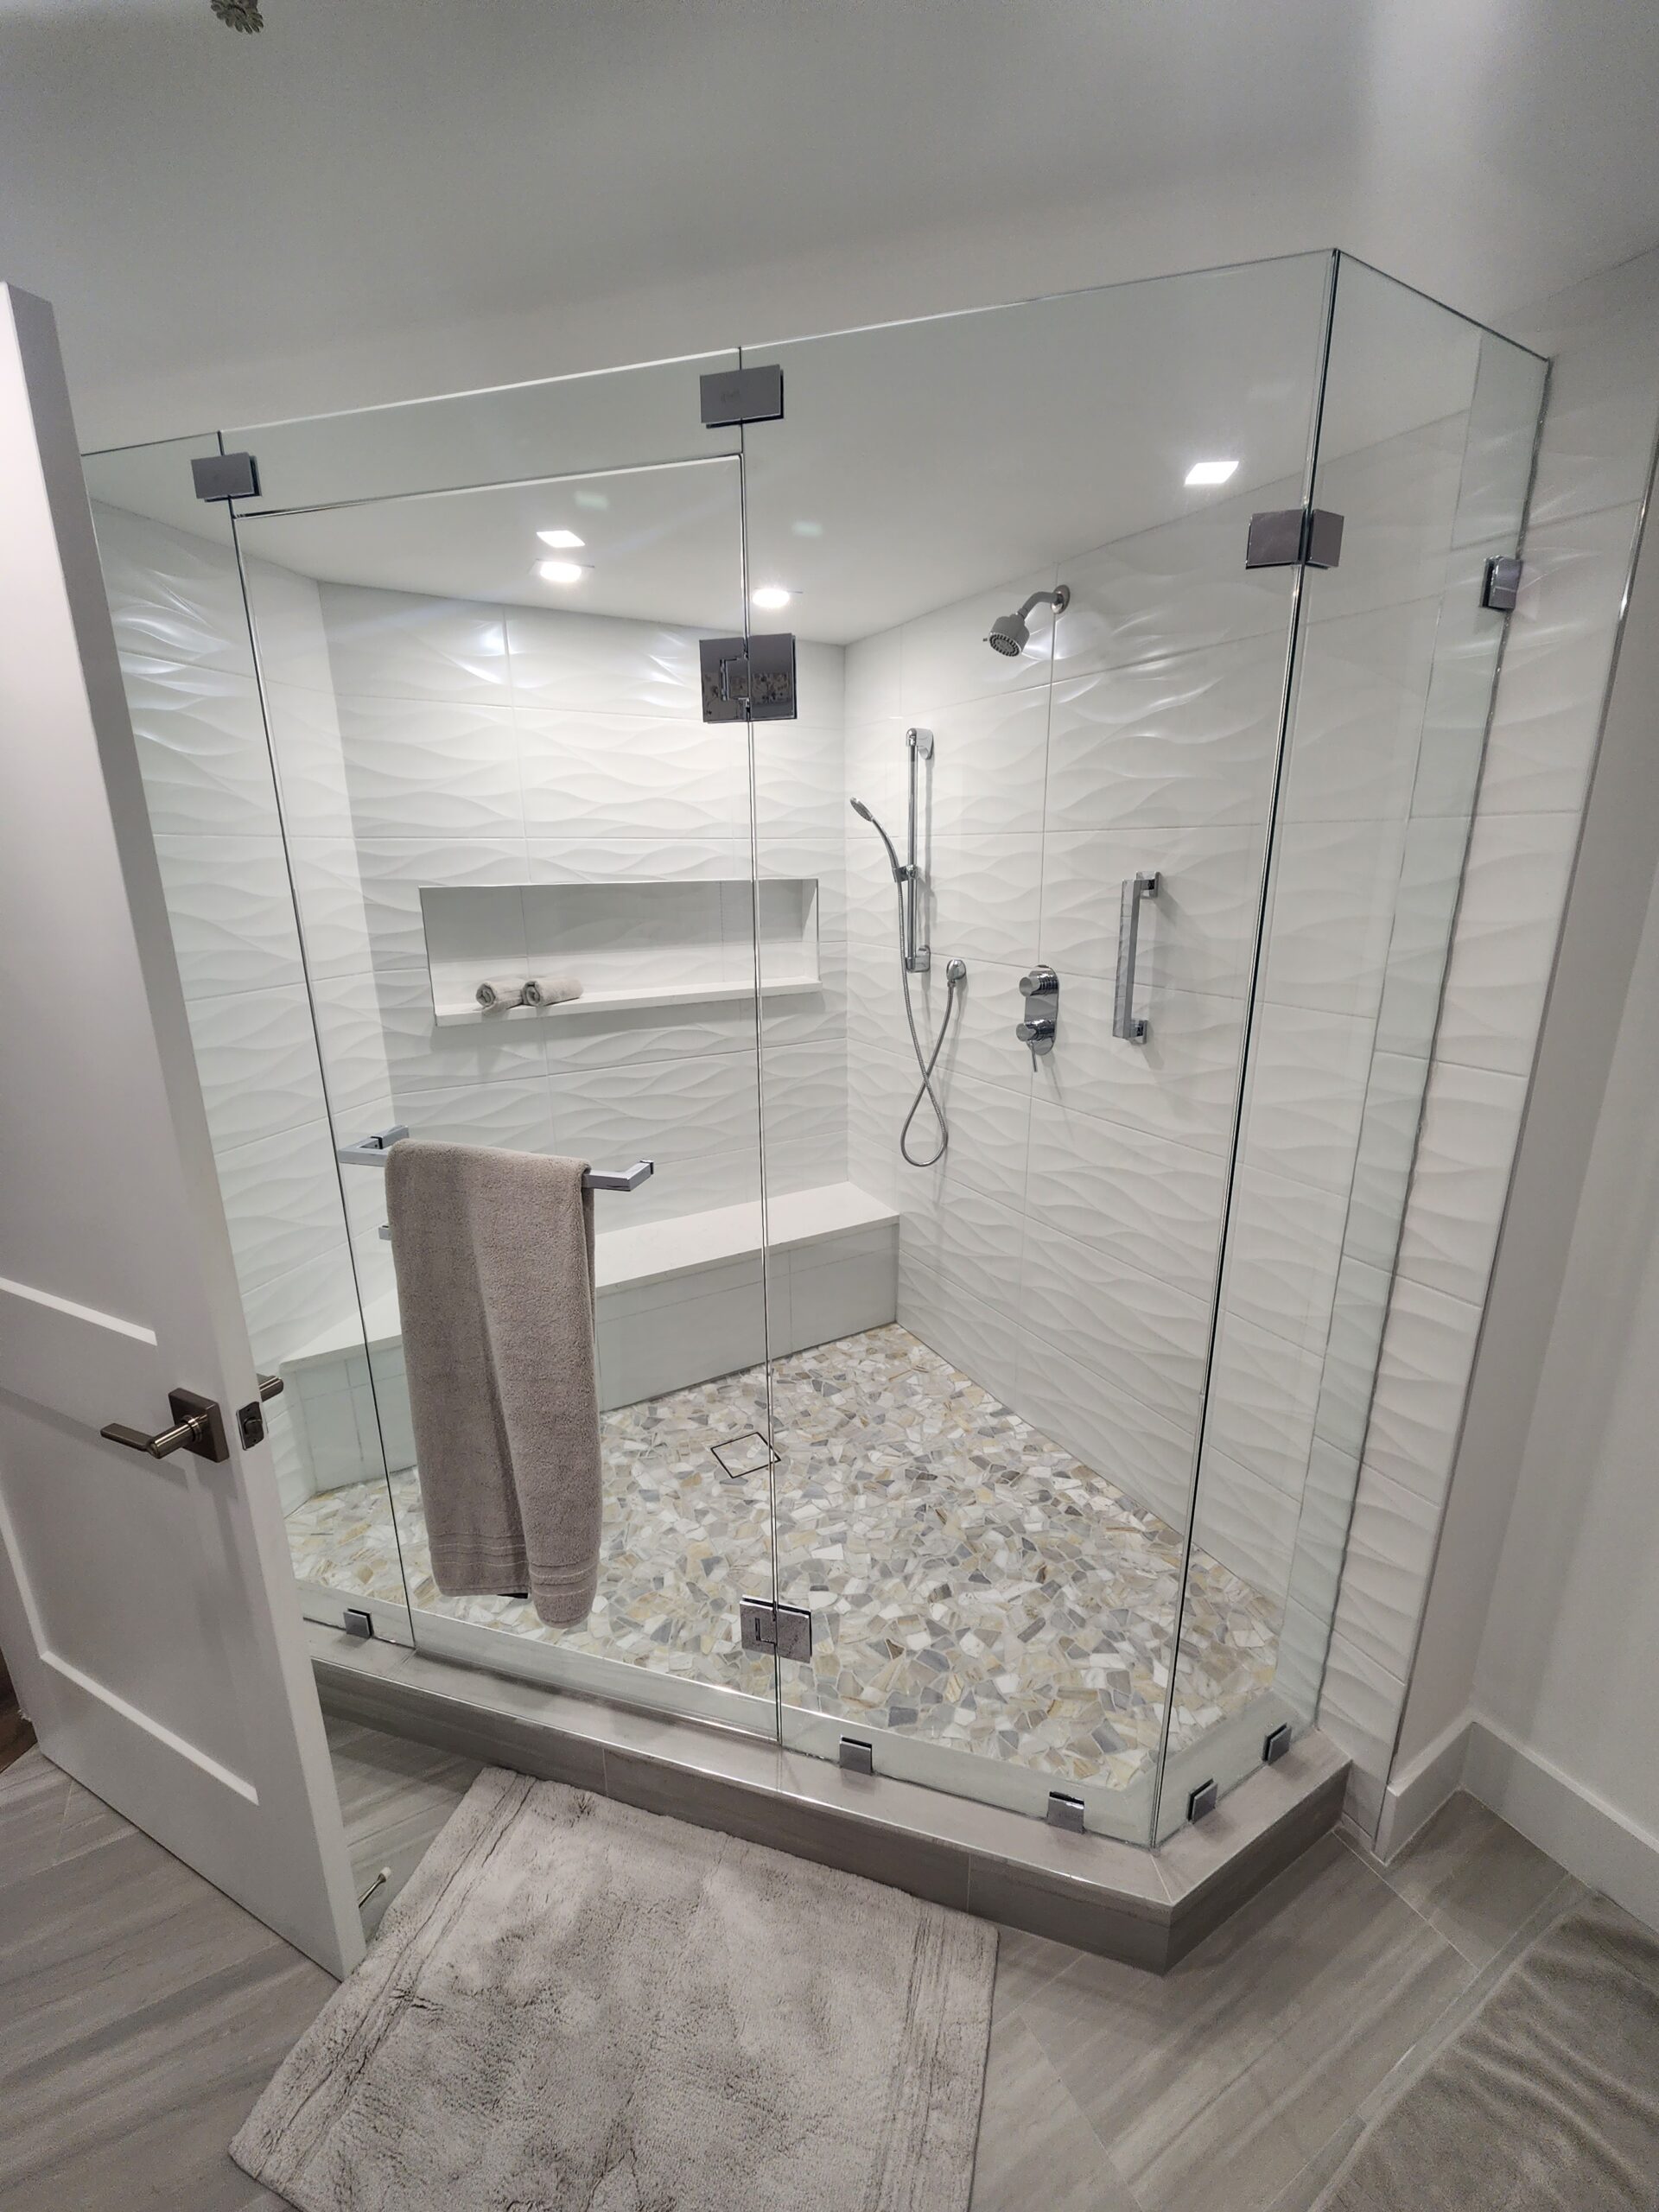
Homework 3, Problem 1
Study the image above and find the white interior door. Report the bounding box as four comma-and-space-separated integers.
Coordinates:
0, 284, 363, 1977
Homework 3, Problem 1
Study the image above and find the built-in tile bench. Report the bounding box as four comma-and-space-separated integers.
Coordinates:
283, 1180, 899, 1492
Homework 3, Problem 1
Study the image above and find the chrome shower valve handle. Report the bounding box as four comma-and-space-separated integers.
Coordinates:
1016, 965, 1059, 1058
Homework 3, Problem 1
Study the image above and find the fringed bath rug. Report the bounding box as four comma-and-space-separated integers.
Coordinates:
232, 1765, 996, 2212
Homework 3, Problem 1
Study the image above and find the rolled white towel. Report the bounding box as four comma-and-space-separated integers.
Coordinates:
475, 977, 527, 1009
522, 976, 583, 1007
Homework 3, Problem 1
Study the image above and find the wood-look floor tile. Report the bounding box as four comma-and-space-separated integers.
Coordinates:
323, 1715, 480, 1931
0, 1940, 330, 2212
991, 1922, 1088, 2023
1016, 1833, 1474, 2212
1352, 1791, 1570, 1967
973, 2011, 1141, 2211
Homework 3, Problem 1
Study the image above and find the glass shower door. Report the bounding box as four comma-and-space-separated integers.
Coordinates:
213, 363, 788, 1738
743, 257, 1334, 1842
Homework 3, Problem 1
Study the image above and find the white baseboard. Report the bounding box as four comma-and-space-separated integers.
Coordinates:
1464, 1715, 1659, 1933
1374, 1711, 1476, 1862
1375, 1707, 1659, 1932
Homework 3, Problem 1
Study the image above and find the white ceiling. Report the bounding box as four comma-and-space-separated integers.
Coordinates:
2, 0, 1657, 454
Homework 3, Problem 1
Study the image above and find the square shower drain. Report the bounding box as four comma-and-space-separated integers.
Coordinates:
709, 1430, 780, 1480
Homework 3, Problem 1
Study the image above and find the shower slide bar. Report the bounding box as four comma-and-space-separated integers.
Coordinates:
336, 1126, 654, 1192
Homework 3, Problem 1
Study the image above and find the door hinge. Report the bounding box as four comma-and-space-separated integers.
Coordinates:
700, 363, 784, 429
739, 1597, 813, 1661
191, 450, 261, 503
700, 632, 797, 721
1245, 506, 1344, 570
1482, 554, 1523, 612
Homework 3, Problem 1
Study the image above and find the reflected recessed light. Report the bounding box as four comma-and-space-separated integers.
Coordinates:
751, 585, 793, 611
791, 519, 823, 538
1185, 459, 1238, 486
537, 528, 585, 550
537, 559, 588, 585
573, 488, 609, 511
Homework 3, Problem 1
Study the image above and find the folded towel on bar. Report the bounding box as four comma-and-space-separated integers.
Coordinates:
522, 976, 583, 1006
474, 977, 527, 1008
385, 1141, 601, 1627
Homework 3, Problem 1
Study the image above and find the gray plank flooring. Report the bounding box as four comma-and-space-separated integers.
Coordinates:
0, 1724, 1574, 2212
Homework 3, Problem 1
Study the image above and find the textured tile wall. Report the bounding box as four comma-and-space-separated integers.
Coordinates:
93, 504, 355, 1514
295, 582, 850, 1239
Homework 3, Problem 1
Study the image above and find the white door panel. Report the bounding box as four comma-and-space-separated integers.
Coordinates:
0, 283, 362, 1976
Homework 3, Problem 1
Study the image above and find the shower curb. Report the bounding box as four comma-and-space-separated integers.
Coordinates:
309, 1625, 1347, 1973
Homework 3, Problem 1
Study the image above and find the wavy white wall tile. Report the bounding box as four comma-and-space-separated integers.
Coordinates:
1039, 826, 1259, 996
1220, 1165, 1348, 1351
1393, 1060, 1528, 1303
1328, 1464, 1440, 1679
152, 834, 307, 999
321, 585, 510, 702
1025, 1101, 1225, 1306
335, 697, 524, 838
1434, 811, 1582, 1075
1045, 636, 1285, 832
503, 606, 702, 716
214, 1121, 356, 1294
93, 501, 257, 676
187, 985, 330, 1151
1359, 1274, 1484, 1502
124, 664, 279, 836
518, 710, 748, 841
1019, 1224, 1211, 1430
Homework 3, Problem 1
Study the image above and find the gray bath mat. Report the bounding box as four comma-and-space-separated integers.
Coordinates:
232, 1766, 995, 2212
1314, 1891, 1659, 2210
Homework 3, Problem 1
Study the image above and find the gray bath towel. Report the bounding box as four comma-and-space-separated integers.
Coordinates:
385, 1141, 601, 1626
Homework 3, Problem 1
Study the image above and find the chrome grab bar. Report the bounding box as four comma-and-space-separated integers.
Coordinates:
337, 1126, 653, 1192
1113, 874, 1160, 1044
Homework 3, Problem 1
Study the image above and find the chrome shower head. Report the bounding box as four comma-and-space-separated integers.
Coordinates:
985, 583, 1071, 658
849, 796, 906, 885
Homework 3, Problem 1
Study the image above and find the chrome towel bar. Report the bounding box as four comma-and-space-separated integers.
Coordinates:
336, 1126, 653, 1192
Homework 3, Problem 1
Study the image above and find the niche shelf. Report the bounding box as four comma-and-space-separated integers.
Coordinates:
420, 876, 820, 1027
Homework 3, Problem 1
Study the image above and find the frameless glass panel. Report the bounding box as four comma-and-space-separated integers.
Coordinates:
223, 438, 785, 1737
81, 433, 416, 1646
742, 256, 1332, 1842
223, 351, 741, 517
1159, 258, 1548, 1836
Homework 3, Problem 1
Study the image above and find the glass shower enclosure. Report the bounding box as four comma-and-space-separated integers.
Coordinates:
84, 251, 1545, 1848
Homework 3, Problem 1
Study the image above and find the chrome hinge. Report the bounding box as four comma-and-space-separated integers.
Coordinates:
1245, 507, 1344, 570
699, 363, 784, 428
739, 1597, 813, 1661
699, 632, 797, 722
191, 450, 260, 503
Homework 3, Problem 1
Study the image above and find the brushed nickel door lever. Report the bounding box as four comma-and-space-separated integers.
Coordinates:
101, 1387, 231, 1464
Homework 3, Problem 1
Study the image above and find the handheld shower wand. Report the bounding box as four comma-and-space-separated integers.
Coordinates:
849, 792, 966, 1167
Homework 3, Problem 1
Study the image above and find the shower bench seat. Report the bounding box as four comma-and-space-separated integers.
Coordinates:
279, 1180, 899, 1492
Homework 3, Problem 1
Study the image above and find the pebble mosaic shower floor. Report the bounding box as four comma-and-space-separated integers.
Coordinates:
285, 1324, 1280, 1792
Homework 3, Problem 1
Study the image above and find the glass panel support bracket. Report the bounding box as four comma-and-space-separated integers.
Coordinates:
698, 363, 784, 428
191, 450, 261, 502
1482, 555, 1523, 612
1244, 507, 1344, 569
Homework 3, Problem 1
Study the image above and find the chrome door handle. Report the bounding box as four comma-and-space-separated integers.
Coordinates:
1113, 873, 1160, 1043
102, 1387, 231, 1464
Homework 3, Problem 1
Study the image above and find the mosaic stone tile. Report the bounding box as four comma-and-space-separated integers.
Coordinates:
285, 1325, 1279, 1791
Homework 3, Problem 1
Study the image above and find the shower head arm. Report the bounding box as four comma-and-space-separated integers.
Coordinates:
1015, 586, 1071, 622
